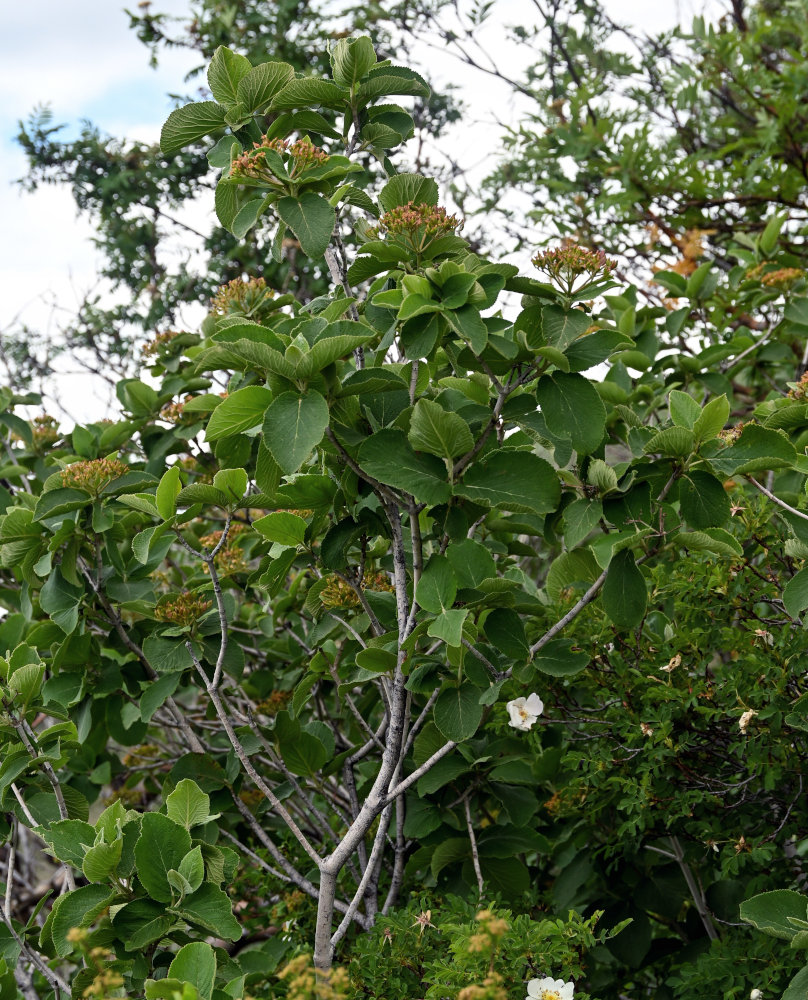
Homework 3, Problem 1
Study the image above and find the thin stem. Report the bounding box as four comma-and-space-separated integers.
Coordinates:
748, 476, 808, 522
464, 795, 485, 895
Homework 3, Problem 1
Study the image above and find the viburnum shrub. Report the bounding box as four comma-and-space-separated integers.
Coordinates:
3, 33, 808, 1000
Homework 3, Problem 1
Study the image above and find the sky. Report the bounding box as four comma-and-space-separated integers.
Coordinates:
1, 0, 725, 421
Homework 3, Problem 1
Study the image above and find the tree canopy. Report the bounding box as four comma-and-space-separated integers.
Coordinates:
4, 3, 808, 999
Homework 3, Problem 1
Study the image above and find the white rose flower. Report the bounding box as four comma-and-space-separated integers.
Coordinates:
750, 990, 762, 1000
526, 976, 575, 1000
506, 693, 544, 731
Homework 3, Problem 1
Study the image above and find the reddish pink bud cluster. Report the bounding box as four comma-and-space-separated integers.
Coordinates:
532, 245, 616, 282
230, 136, 330, 184
368, 202, 460, 241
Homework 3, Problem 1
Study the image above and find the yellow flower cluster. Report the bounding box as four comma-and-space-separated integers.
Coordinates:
467, 909, 509, 954
277, 954, 350, 1000
761, 267, 804, 288
457, 974, 508, 1000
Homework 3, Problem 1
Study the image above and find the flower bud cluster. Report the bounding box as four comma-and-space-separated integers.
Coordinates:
160, 398, 192, 424
142, 329, 181, 357
230, 136, 330, 185
367, 201, 461, 255
255, 689, 292, 716
154, 592, 212, 626
787, 372, 808, 400
61, 457, 129, 495
211, 276, 275, 319
31, 414, 60, 449
319, 570, 394, 609
532, 245, 616, 285
760, 267, 803, 288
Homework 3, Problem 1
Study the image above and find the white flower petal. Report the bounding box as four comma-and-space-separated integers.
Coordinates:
525, 692, 544, 716
526, 980, 544, 999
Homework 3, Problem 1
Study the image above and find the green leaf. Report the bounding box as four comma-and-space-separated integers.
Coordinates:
446, 538, 496, 588
356, 66, 430, 104
112, 898, 175, 950
142, 636, 194, 674
263, 390, 329, 474
644, 425, 696, 457
430, 837, 469, 878
358, 429, 451, 505
271, 78, 348, 111
178, 846, 205, 894
33, 488, 90, 520
161, 102, 227, 156
427, 609, 468, 647
82, 839, 123, 882
669, 390, 701, 429
378, 173, 438, 213
542, 305, 590, 350
51, 884, 115, 957
169, 942, 217, 1000
446, 305, 487, 354
276, 194, 336, 260
231, 197, 267, 239
536, 372, 606, 455
563, 498, 603, 549
484, 608, 528, 660
135, 813, 192, 903
166, 779, 216, 830
784, 567, 808, 619
39, 568, 84, 635
145, 979, 200, 1000
740, 890, 808, 941
783, 965, 808, 1000
45, 819, 95, 866
434, 685, 482, 742
208, 45, 252, 105
205, 387, 272, 443
602, 549, 647, 628
331, 36, 377, 87
693, 394, 730, 441
253, 511, 307, 546
176, 883, 241, 941
237, 61, 295, 113
355, 647, 397, 674
416, 555, 457, 614
156, 466, 182, 521
712, 424, 796, 475
409, 399, 473, 460
680, 527, 743, 558
455, 451, 560, 515
212, 468, 248, 502
534, 639, 589, 677
678, 471, 731, 529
